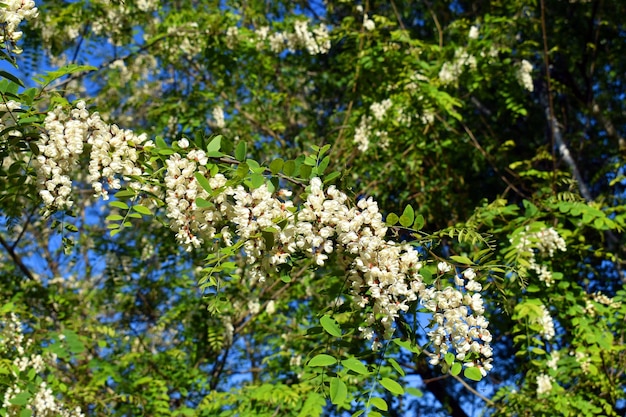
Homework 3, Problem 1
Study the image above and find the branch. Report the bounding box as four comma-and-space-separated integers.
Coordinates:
0, 233, 35, 280
539, 0, 593, 202
452, 374, 494, 406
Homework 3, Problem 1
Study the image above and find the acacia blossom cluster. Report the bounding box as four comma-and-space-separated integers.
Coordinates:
516, 59, 534, 92
421, 266, 493, 375
1, 314, 85, 417
212, 106, 226, 129
438, 48, 477, 85
0, 100, 21, 137
512, 225, 566, 287
0, 0, 38, 47
584, 290, 622, 317
468, 25, 479, 40
353, 99, 394, 152
249, 20, 331, 55
537, 304, 555, 340
34, 101, 150, 212
535, 373, 554, 395
163, 154, 492, 373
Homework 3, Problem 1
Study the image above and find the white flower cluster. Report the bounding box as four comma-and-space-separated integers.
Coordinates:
421, 267, 493, 375
363, 14, 375, 31
370, 99, 392, 122
34, 103, 89, 211
591, 291, 621, 308
468, 25, 479, 40
164, 161, 492, 372
0, 0, 38, 47
354, 116, 372, 152
546, 351, 559, 370
513, 226, 566, 287
252, 20, 331, 55
86, 114, 149, 199
516, 59, 534, 92
34, 101, 151, 211
212, 106, 226, 129
538, 304, 555, 340
163, 150, 216, 251
0, 100, 22, 139
225, 26, 239, 49
438, 48, 477, 85
535, 373, 554, 395
1, 314, 85, 417
584, 291, 622, 316
353, 99, 393, 152
574, 350, 591, 373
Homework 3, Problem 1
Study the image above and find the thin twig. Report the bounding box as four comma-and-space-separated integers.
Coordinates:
452, 374, 494, 406
0, 233, 35, 280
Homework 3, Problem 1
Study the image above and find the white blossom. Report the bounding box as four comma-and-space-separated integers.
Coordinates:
363, 14, 375, 31
536, 373, 553, 395
0, 0, 38, 49
512, 226, 566, 287
538, 304, 555, 340
212, 106, 225, 128
468, 25, 479, 40
516, 59, 534, 92
354, 115, 372, 152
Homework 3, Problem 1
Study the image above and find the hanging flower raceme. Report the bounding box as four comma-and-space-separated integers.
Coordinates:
34, 101, 151, 214
162, 152, 493, 374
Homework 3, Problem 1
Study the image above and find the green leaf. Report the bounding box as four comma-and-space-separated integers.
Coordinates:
132, 205, 152, 216
19, 409, 32, 417
399, 204, 415, 227
195, 172, 213, 193
392, 338, 421, 354
304, 155, 317, 166
413, 214, 425, 230
0, 70, 25, 87
114, 189, 136, 198
270, 158, 284, 175
341, 357, 370, 375
63, 330, 85, 354
320, 315, 342, 337
307, 354, 337, 367
300, 164, 312, 178
9, 391, 30, 406
133, 376, 154, 386
464, 367, 483, 381
324, 171, 341, 183
386, 212, 399, 226
206, 135, 222, 153
406, 387, 423, 397
109, 201, 129, 210
34, 64, 97, 86
196, 197, 214, 208
297, 393, 325, 417
235, 141, 247, 162
387, 357, 405, 376
249, 173, 265, 189
451, 362, 462, 376
450, 255, 473, 265
155, 136, 168, 148
318, 155, 330, 174
380, 377, 404, 395
283, 160, 296, 176
369, 397, 388, 411
329, 377, 347, 405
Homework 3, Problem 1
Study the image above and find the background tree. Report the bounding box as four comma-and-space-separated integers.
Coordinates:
1, 0, 625, 416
